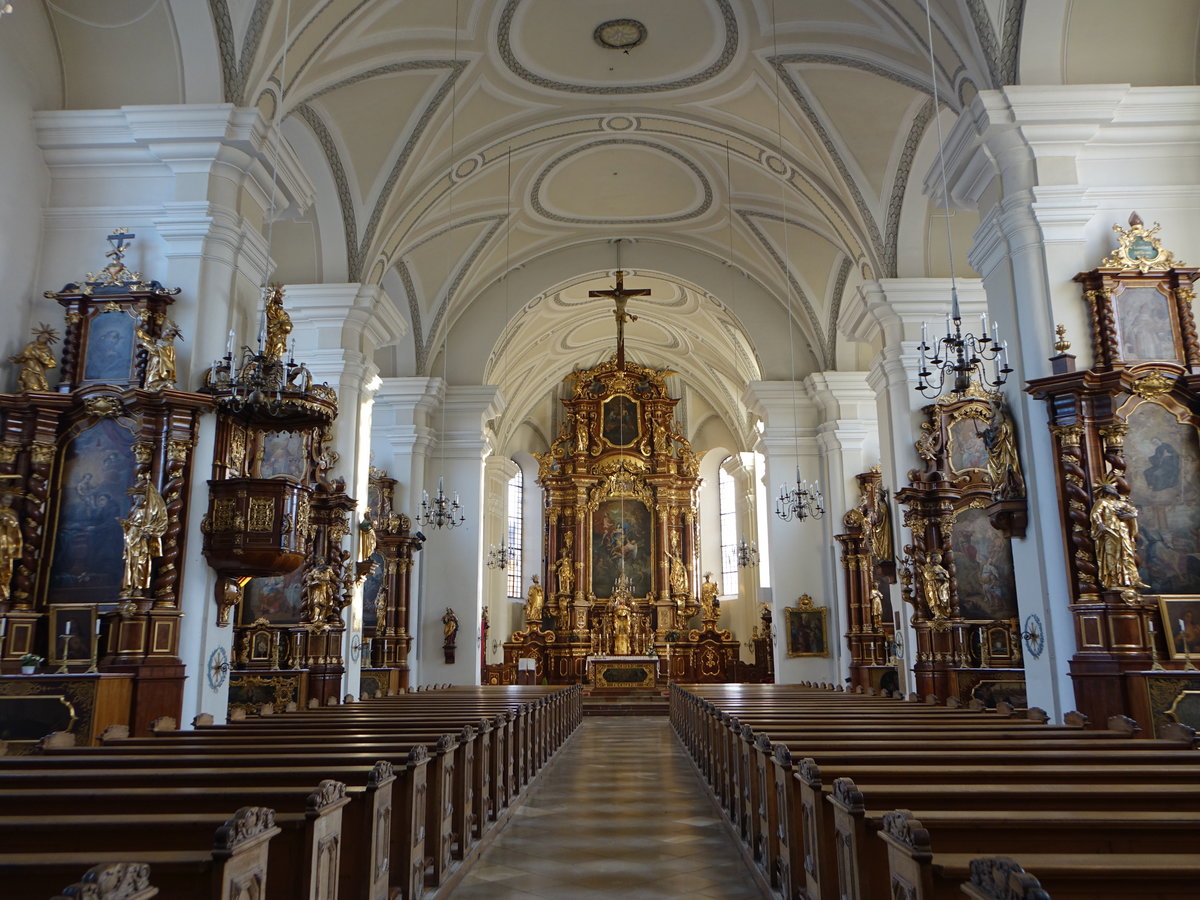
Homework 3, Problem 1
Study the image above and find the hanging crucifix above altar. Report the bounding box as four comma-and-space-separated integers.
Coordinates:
589, 270, 651, 368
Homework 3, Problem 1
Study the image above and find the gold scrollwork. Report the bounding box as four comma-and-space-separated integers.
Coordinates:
167, 440, 192, 464
247, 498, 275, 533
132, 442, 154, 465
0, 443, 19, 466
84, 396, 125, 418
1131, 371, 1175, 400
30, 443, 55, 466
212, 499, 242, 532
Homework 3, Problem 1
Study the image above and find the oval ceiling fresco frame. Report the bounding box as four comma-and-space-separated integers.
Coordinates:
497, 0, 738, 94
530, 138, 713, 225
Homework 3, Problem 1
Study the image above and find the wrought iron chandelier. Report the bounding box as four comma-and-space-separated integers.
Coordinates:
775, 470, 824, 523
914, 1, 1012, 399
486, 540, 514, 569
419, 476, 465, 530
736, 537, 760, 568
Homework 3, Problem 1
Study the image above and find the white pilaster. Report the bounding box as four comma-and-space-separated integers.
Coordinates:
745, 381, 826, 684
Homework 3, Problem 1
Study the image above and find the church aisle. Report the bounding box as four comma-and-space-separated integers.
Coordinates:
448, 717, 768, 899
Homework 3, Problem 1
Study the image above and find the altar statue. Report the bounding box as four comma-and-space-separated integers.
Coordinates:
120, 476, 168, 596
302, 563, 339, 624
1090, 477, 1147, 591
668, 532, 688, 595
555, 550, 574, 597
0, 490, 21, 603
442, 607, 459, 646
700, 572, 719, 620
137, 318, 180, 392
611, 597, 632, 655
919, 554, 951, 620
263, 283, 292, 363
525, 574, 545, 623
10, 324, 58, 393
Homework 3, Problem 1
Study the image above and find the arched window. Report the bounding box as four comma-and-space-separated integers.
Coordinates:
506, 468, 523, 599
719, 463, 738, 595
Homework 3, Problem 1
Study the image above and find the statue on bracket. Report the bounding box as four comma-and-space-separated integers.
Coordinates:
982, 395, 1025, 501
918, 552, 951, 621
525, 575, 545, 625
700, 572, 719, 622
9, 324, 59, 393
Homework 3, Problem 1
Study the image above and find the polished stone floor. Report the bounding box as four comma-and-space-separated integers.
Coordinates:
448, 717, 768, 899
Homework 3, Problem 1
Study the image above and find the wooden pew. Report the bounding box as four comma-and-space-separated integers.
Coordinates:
0, 767, 395, 900
879, 809, 1200, 900
0, 806, 279, 900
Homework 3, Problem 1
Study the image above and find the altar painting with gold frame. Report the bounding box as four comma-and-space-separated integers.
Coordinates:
591, 498, 651, 598
785, 595, 828, 657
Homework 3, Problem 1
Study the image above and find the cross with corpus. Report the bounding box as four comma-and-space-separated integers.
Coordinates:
588, 270, 651, 368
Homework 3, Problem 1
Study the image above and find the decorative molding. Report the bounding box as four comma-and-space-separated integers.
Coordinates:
529, 139, 713, 225
885, 99, 937, 278
497, 0, 738, 94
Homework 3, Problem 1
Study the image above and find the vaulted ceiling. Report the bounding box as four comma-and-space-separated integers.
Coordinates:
22, 0, 1200, 452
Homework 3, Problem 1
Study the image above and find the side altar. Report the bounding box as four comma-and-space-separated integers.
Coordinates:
492, 272, 752, 686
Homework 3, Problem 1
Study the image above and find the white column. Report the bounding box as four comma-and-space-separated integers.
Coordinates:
415, 386, 501, 686
35, 104, 315, 726
483, 452, 518, 662
841, 278, 987, 696
804, 371, 879, 686
745, 381, 826, 684
372, 377, 442, 679
287, 283, 404, 699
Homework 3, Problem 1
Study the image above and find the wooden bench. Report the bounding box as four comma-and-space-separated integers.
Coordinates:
0, 806, 279, 900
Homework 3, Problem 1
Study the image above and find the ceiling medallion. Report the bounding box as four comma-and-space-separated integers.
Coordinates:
594, 18, 646, 50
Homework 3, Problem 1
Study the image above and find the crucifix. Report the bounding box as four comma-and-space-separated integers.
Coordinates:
588, 270, 651, 368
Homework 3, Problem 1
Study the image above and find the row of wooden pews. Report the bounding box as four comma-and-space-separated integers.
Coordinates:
671, 682, 1200, 900
0, 684, 582, 900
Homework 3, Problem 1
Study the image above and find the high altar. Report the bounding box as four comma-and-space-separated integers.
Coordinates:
495, 274, 753, 686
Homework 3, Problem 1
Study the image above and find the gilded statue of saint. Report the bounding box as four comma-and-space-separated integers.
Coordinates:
870, 587, 884, 630
1090, 479, 1147, 591
10, 324, 58, 393
0, 491, 21, 603
611, 598, 632, 655
668, 532, 688, 596
120, 477, 168, 596
555, 550, 574, 597
263, 284, 292, 363
358, 516, 377, 563
137, 319, 179, 392
525, 575, 545, 623
919, 555, 951, 620
700, 572, 719, 620
982, 397, 1025, 500
302, 564, 339, 624
442, 607, 459, 646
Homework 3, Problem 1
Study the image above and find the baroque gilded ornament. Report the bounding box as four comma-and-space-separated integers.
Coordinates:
1101, 212, 1182, 273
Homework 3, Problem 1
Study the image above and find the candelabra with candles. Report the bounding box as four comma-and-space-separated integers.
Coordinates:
775, 469, 824, 523
419, 476, 465, 530
915, 290, 1013, 398
736, 537, 759, 568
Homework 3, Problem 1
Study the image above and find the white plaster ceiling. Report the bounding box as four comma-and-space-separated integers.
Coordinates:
32, 1, 1197, 452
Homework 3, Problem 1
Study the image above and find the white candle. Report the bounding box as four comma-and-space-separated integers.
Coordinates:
921, 321, 928, 345
226, 328, 235, 357
979, 313, 987, 335
95, 616, 102, 635
64, 621, 71, 635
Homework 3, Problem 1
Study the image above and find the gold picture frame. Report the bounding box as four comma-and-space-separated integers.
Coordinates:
47, 604, 97, 666
784, 595, 829, 658
1158, 595, 1200, 659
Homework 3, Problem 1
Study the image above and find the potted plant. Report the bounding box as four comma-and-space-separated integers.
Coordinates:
19, 653, 43, 675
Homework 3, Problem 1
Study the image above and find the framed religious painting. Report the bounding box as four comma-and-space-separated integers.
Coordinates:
785, 595, 828, 658
47, 604, 97, 665
1159, 596, 1200, 660
951, 505, 1018, 621
601, 395, 640, 447
82, 308, 138, 384
591, 498, 652, 599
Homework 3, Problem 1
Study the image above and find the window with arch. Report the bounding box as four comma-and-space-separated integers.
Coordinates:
506, 468, 524, 599
719, 462, 738, 595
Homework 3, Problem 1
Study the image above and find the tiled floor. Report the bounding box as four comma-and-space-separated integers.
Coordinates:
448, 717, 768, 899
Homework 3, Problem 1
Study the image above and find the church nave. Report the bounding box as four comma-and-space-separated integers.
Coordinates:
449, 717, 767, 900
